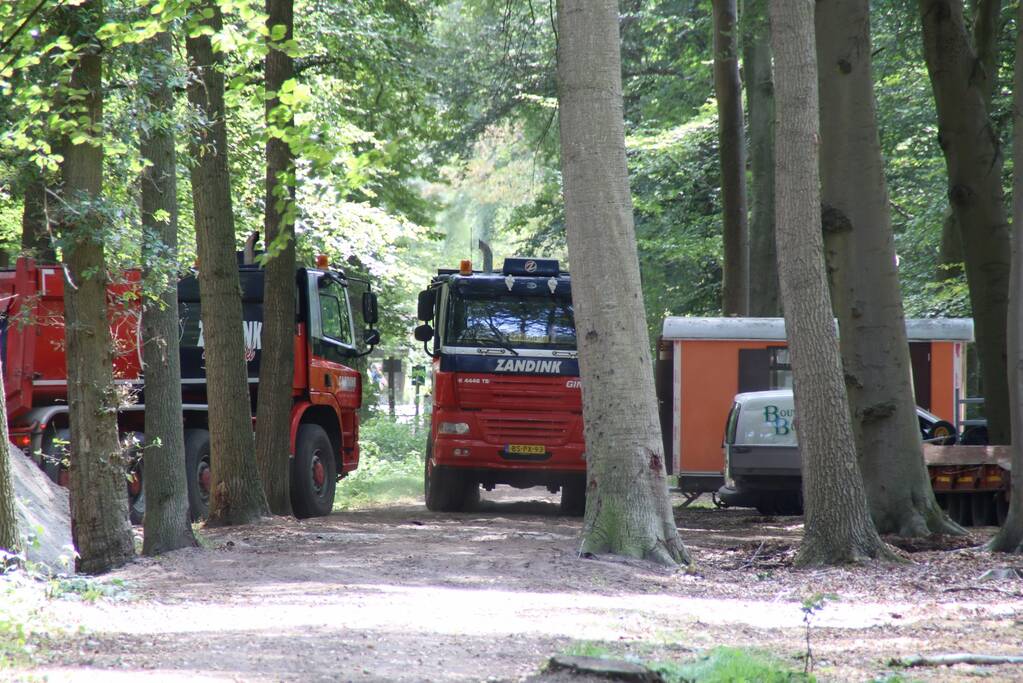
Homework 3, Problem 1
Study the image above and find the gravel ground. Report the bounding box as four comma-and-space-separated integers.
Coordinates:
6, 490, 1023, 682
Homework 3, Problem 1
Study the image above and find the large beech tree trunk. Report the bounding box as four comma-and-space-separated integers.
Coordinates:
920, 0, 1011, 444
769, 0, 894, 567
255, 0, 296, 517
556, 0, 689, 566
987, 0, 1023, 553
937, 1, 1001, 287
59, 0, 134, 573
21, 168, 55, 261
816, 0, 962, 537
0, 383, 18, 553
140, 31, 197, 555
743, 0, 778, 317
187, 1, 269, 526
713, 0, 749, 316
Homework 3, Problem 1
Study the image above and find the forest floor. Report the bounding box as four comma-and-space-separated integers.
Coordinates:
4, 490, 1023, 682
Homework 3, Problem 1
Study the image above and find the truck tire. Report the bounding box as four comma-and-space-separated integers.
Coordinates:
41, 426, 70, 484
291, 424, 337, 519
184, 429, 212, 521
424, 445, 469, 512
124, 432, 145, 525
560, 478, 586, 516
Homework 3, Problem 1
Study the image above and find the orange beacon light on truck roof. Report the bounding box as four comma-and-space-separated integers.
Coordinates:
459, 260, 472, 275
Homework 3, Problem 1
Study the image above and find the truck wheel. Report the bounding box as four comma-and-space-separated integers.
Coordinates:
184, 429, 212, 521
996, 493, 1009, 526
41, 427, 70, 484
424, 452, 467, 512
291, 424, 337, 519
560, 478, 586, 516
971, 493, 995, 527
124, 432, 145, 525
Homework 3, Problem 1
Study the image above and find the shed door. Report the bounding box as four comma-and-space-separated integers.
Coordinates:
737, 348, 771, 393
909, 342, 932, 410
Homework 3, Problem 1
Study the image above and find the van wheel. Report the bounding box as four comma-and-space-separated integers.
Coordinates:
184, 429, 211, 521
560, 478, 586, 516
291, 424, 337, 519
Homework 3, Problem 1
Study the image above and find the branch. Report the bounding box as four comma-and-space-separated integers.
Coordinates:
891, 654, 1023, 668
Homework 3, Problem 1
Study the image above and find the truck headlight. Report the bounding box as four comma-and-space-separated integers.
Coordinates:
439, 422, 470, 435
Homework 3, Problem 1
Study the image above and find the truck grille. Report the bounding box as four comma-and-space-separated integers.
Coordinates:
479, 414, 574, 444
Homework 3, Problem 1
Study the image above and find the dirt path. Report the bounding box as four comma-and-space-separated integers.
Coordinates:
10, 491, 1023, 682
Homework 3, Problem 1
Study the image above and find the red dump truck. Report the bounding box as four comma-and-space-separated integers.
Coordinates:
1, 255, 380, 521
413, 257, 586, 514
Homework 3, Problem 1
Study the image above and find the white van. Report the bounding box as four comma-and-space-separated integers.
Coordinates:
719, 390, 955, 515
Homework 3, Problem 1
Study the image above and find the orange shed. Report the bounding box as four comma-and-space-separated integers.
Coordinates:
654, 317, 973, 496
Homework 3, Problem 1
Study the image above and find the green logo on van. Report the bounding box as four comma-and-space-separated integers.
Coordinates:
764, 404, 794, 436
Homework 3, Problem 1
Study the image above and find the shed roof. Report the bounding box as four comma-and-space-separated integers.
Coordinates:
660, 317, 974, 342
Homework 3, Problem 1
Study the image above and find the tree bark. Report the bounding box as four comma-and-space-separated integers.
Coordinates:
21, 167, 55, 262
986, 0, 1022, 553
713, 0, 749, 316
0, 382, 18, 554
556, 0, 689, 567
920, 0, 1011, 445
742, 0, 778, 317
186, 1, 270, 526
140, 31, 197, 555
59, 0, 134, 574
816, 0, 962, 537
769, 0, 894, 566
255, 0, 296, 517
971, 0, 1002, 107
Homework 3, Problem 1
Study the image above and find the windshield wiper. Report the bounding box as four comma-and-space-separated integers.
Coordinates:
484, 318, 519, 356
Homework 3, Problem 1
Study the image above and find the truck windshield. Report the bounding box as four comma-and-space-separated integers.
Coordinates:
445, 292, 576, 351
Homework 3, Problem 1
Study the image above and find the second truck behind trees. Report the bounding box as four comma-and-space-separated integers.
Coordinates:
2, 255, 379, 521
414, 257, 586, 514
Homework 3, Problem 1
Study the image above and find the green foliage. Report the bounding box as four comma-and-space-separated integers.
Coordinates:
334, 416, 424, 510
654, 647, 813, 683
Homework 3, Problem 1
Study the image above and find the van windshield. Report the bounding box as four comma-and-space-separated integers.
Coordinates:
445, 291, 576, 351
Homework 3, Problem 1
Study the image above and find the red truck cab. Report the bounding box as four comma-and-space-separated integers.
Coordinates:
0, 256, 380, 521
413, 257, 585, 514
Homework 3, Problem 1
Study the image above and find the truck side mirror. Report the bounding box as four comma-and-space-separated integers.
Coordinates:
364, 328, 381, 347
362, 291, 379, 325
414, 324, 434, 343
417, 289, 435, 322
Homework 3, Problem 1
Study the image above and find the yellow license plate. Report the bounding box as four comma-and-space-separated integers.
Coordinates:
508, 444, 546, 455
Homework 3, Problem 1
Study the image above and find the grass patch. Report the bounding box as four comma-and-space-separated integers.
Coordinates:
655, 647, 813, 683
335, 416, 425, 510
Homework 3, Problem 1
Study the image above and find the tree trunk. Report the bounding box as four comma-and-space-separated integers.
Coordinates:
986, 0, 1022, 553
713, 0, 749, 316
0, 379, 18, 554
59, 0, 134, 574
140, 31, 197, 555
769, 0, 894, 566
971, 0, 1002, 107
920, 0, 1011, 445
255, 0, 296, 517
21, 168, 55, 261
938, 1, 1001, 289
186, 1, 270, 526
556, 0, 689, 567
742, 0, 778, 317
816, 0, 962, 537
